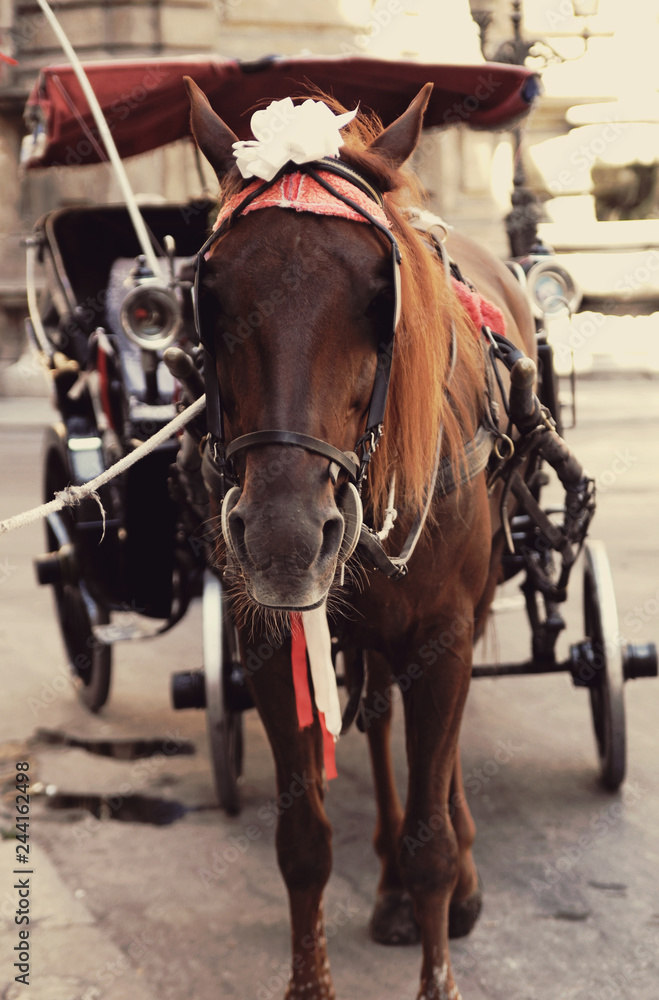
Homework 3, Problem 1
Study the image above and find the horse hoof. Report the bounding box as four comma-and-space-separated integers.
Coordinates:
448, 875, 483, 939
369, 890, 420, 946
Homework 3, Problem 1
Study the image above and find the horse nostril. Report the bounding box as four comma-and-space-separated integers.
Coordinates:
320, 514, 344, 565
228, 509, 275, 572
227, 510, 248, 563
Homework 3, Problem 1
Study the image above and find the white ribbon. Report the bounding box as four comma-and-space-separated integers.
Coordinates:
233, 98, 358, 181
301, 603, 342, 738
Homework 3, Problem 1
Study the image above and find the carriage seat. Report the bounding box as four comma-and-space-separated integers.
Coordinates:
37, 200, 214, 364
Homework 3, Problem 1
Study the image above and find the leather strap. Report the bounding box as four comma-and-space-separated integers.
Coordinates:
310, 157, 385, 209
434, 424, 496, 497
225, 429, 360, 482
355, 421, 496, 579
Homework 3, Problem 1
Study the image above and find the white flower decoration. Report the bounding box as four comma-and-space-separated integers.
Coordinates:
232, 97, 358, 181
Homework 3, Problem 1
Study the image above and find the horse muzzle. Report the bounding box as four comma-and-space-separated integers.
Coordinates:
221, 481, 362, 611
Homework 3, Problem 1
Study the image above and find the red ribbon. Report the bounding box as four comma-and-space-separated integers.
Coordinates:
290, 613, 337, 781
96, 345, 115, 431
291, 613, 313, 728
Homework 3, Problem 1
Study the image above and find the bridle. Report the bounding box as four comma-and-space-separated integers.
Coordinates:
193, 156, 496, 581
193, 157, 402, 509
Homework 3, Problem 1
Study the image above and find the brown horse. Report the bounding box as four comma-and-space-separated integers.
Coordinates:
187, 78, 535, 1000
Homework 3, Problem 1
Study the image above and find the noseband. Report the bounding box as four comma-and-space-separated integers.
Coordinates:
193, 158, 402, 508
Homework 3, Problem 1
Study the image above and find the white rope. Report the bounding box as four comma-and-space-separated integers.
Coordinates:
376, 474, 397, 541
0, 395, 206, 537
33, 0, 163, 279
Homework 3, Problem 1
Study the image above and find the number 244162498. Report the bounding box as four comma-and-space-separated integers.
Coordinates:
15, 762, 30, 865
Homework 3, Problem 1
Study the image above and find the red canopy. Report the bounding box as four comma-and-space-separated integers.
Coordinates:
23, 54, 540, 169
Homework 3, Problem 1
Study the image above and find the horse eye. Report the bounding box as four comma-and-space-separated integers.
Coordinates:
198, 283, 231, 340
365, 285, 393, 325
199, 281, 226, 312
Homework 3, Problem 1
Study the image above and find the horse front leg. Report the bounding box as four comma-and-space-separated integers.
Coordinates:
244, 638, 335, 1000
361, 649, 418, 945
398, 625, 476, 1000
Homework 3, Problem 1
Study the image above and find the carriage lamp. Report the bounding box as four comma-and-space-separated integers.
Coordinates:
120, 280, 181, 352
525, 259, 582, 319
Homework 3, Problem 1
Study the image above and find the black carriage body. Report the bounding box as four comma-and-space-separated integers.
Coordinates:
43, 399, 183, 621
36, 202, 213, 366
36, 201, 214, 619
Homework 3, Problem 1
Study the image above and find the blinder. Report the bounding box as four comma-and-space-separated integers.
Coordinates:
193, 157, 403, 531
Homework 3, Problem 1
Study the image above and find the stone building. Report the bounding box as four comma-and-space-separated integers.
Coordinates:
0, 0, 555, 390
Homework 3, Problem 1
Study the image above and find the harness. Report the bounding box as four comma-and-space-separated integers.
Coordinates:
193, 157, 499, 581
177, 151, 595, 745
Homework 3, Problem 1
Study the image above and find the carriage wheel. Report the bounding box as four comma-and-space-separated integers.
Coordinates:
583, 540, 626, 791
43, 458, 112, 712
203, 569, 244, 815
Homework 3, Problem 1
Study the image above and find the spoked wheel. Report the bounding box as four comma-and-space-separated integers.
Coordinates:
583, 540, 626, 791
42, 460, 112, 712
203, 569, 244, 815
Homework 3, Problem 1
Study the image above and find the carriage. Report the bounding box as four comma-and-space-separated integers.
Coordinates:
23, 51, 657, 1000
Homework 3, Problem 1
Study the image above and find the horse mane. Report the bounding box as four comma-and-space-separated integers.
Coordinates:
216, 94, 486, 522
330, 99, 487, 521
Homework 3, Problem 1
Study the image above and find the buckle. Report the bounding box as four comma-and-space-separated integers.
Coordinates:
201, 435, 236, 501
356, 424, 384, 491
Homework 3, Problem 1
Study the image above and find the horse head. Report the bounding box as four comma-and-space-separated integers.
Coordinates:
187, 80, 433, 612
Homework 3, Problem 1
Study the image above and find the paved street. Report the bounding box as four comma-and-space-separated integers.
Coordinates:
0, 377, 658, 1000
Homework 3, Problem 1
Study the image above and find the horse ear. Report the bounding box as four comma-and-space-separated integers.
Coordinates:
184, 76, 238, 181
369, 82, 433, 168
